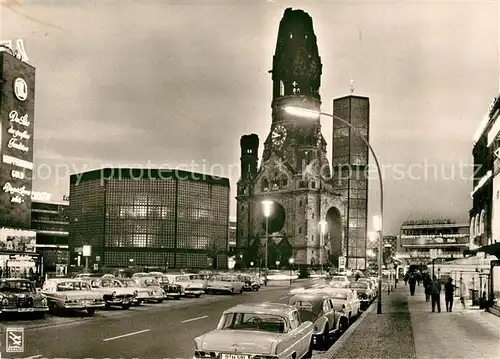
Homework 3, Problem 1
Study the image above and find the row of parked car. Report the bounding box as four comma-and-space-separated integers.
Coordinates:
0, 271, 263, 319
193, 274, 379, 359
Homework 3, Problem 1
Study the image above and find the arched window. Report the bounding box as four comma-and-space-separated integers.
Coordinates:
480, 210, 486, 235
271, 176, 280, 190
261, 178, 269, 192
280, 175, 288, 188
475, 214, 480, 236
470, 217, 475, 238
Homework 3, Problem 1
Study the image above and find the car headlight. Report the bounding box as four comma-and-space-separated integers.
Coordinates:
112, 291, 117, 297
41, 297, 48, 306
133, 290, 138, 297
1, 297, 8, 306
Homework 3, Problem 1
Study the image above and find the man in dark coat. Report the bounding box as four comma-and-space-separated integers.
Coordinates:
408, 272, 417, 296
423, 273, 432, 302
431, 276, 441, 313
444, 277, 454, 312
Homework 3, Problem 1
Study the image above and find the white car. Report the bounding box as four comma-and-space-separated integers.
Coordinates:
165, 274, 204, 297
313, 287, 361, 324
330, 276, 350, 288
205, 275, 245, 295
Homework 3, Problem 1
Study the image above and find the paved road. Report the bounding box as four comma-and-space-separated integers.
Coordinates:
1, 286, 295, 358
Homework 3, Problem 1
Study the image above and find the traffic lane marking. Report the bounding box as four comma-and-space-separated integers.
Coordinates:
21, 355, 42, 359
181, 315, 208, 323
103, 328, 151, 342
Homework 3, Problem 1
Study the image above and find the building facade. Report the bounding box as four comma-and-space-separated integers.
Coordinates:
236, 8, 345, 268
31, 200, 69, 276
332, 96, 370, 269
398, 219, 469, 263
471, 95, 500, 247
0, 51, 38, 278
228, 218, 236, 256
68, 169, 230, 270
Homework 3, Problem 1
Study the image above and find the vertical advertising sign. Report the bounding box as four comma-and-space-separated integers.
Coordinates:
0, 52, 35, 228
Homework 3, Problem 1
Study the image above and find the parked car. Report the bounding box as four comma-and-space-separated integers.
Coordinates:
315, 287, 361, 324
350, 281, 374, 309
164, 274, 204, 297
330, 276, 350, 288
0, 278, 48, 318
187, 273, 209, 289
289, 293, 344, 349
41, 278, 105, 316
237, 274, 261, 291
88, 278, 136, 309
134, 277, 165, 303
205, 275, 245, 295
117, 278, 153, 305
194, 302, 314, 359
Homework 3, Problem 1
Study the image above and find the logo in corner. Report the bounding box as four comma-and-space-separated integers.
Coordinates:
6, 327, 24, 352
13, 78, 28, 101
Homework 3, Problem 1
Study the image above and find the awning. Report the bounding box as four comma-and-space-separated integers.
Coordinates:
472, 242, 500, 259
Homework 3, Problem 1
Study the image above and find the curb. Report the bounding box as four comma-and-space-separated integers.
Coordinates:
319, 301, 376, 359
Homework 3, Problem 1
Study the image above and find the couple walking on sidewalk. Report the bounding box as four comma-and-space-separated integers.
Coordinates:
427, 276, 468, 312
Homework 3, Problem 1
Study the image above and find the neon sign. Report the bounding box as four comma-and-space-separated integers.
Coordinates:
6, 110, 31, 153
3, 182, 30, 203
0, 39, 28, 62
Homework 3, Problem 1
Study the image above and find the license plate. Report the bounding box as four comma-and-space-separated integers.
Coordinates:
221, 354, 249, 359
18, 308, 34, 312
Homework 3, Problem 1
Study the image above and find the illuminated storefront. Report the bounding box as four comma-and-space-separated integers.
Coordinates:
398, 219, 470, 263
68, 168, 230, 270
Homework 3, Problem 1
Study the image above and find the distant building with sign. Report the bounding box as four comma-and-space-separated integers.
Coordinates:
397, 219, 469, 263
31, 200, 69, 276
68, 168, 230, 270
0, 51, 38, 278
471, 96, 500, 248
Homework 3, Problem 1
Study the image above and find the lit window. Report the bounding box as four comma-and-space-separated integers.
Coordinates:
289, 33, 293, 39
279, 81, 285, 96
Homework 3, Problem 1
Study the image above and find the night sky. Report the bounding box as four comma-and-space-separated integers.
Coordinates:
1, 0, 498, 234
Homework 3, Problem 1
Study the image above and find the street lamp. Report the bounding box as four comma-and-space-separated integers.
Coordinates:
261, 200, 274, 286
319, 220, 328, 276
289, 257, 295, 286
285, 106, 385, 314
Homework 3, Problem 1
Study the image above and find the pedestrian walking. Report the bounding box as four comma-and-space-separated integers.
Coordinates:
431, 275, 441, 313
444, 277, 454, 312
423, 273, 432, 302
408, 272, 417, 296
459, 278, 468, 310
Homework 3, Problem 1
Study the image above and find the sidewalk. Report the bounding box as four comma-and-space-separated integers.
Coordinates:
324, 284, 500, 359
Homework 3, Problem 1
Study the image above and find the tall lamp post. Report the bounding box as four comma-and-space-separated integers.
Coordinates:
262, 200, 274, 286
289, 257, 295, 286
319, 220, 328, 276
285, 106, 384, 314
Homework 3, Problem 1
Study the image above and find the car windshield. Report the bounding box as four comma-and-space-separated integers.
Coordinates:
219, 312, 287, 333
144, 278, 159, 286
219, 276, 233, 282
56, 281, 90, 291
121, 280, 138, 287
332, 276, 346, 281
0, 280, 34, 292
352, 282, 368, 289
330, 292, 348, 299
175, 276, 189, 282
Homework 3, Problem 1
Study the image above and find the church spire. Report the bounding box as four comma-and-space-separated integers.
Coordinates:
270, 8, 322, 103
